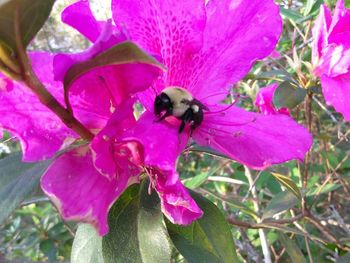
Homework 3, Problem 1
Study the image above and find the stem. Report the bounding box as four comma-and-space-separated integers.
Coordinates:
0, 43, 20, 74
14, 7, 94, 141
245, 166, 272, 263
302, 92, 313, 211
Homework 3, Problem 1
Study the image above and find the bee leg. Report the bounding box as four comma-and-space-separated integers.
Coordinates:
178, 108, 193, 134
178, 120, 186, 134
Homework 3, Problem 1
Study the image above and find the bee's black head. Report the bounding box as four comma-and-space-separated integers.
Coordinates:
154, 92, 173, 116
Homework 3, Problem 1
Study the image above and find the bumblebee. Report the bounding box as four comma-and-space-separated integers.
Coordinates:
154, 87, 207, 134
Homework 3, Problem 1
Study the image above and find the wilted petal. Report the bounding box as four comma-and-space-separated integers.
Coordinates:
312, 4, 332, 64
121, 111, 189, 171
61, 0, 107, 42
0, 53, 76, 161
255, 84, 290, 115
321, 73, 350, 122
41, 147, 137, 236
112, 0, 206, 87
151, 168, 203, 225
191, 0, 282, 104
193, 105, 312, 169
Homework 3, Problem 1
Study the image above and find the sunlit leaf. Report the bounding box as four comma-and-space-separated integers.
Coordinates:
102, 182, 172, 263
278, 232, 307, 263
64, 41, 165, 90
271, 172, 302, 200
304, 0, 315, 15
71, 224, 104, 263
185, 165, 223, 189
273, 81, 307, 109
0, 0, 55, 52
0, 153, 51, 224
262, 191, 299, 220
280, 7, 303, 23
166, 191, 239, 263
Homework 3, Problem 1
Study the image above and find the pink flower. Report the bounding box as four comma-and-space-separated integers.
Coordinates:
111, 0, 312, 167
255, 83, 290, 115
105, 0, 312, 224
0, 0, 161, 235
312, 0, 350, 121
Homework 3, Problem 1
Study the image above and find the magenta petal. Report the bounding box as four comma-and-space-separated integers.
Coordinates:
53, 21, 125, 82
67, 62, 160, 131
321, 73, 350, 122
255, 84, 290, 115
152, 168, 203, 225
91, 99, 142, 178
193, 106, 312, 169
121, 111, 189, 171
112, 0, 206, 86
316, 44, 350, 77
61, 0, 107, 42
0, 53, 77, 161
329, 0, 347, 32
190, 0, 282, 104
41, 147, 137, 236
312, 5, 332, 64
0, 85, 76, 161
329, 11, 350, 48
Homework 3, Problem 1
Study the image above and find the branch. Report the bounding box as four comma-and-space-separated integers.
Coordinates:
14, 7, 94, 141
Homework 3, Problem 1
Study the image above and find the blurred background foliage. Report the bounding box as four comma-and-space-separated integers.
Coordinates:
1, 0, 350, 262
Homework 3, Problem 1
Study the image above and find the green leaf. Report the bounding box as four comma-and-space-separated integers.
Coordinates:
185, 165, 223, 189
71, 224, 104, 263
278, 232, 307, 263
262, 191, 299, 220
64, 41, 165, 90
307, 183, 341, 196
189, 145, 230, 159
304, 0, 315, 15
280, 7, 303, 23
273, 81, 307, 109
40, 239, 58, 262
0, 153, 51, 224
0, 0, 55, 51
102, 182, 172, 263
271, 173, 302, 200
166, 191, 239, 263
346, 0, 350, 8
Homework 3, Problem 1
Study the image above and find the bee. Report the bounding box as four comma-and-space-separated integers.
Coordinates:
154, 87, 208, 134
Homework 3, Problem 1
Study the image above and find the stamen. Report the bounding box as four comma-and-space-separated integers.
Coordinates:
198, 91, 240, 101
204, 117, 257, 127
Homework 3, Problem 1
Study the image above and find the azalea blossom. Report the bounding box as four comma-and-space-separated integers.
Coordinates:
104, 0, 312, 225
255, 83, 290, 115
312, 0, 350, 121
0, 0, 161, 235
109, 0, 312, 168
